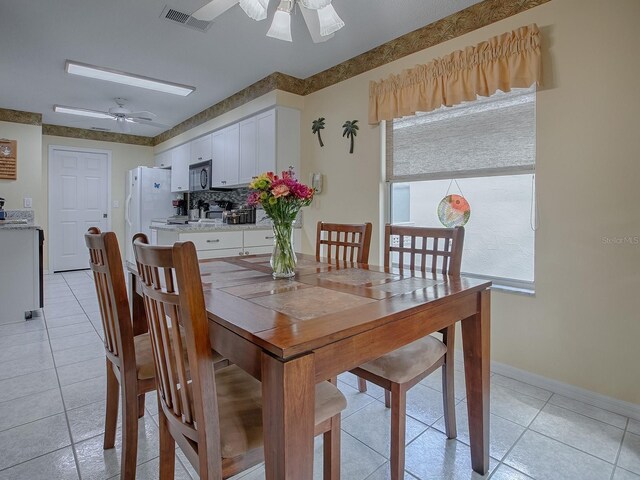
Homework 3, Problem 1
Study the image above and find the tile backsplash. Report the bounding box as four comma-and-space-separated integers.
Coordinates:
189, 187, 251, 209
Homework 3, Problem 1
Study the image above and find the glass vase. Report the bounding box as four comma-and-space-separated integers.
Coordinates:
270, 220, 297, 278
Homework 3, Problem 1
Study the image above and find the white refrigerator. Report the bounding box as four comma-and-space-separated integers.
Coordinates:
125, 167, 175, 264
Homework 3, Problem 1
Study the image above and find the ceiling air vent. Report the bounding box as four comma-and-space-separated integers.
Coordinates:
160, 6, 213, 32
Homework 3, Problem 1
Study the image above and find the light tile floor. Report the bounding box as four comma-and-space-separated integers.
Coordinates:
0, 271, 638, 479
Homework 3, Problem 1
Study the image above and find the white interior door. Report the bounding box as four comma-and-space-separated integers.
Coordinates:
49, 147, 110, 272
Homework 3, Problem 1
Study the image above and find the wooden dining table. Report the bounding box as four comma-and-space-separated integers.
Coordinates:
130, 252, 491, 479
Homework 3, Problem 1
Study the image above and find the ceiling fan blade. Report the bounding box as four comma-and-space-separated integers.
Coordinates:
126, 111, 156, 121
191, 0, 239, 21
130, 118, 170, 129
300, 4, 334, 43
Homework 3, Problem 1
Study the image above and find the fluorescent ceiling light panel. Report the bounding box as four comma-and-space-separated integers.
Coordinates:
65, 61, 195, 96
53, 105, 113, 119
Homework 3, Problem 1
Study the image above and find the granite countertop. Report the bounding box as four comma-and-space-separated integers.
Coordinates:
0, 210, 41, 230
0, 221, 42, 230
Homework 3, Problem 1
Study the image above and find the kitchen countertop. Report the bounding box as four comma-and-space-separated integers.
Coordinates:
0, 221, 42, 230
0, 210, 41, 230
151, 221, 283, 233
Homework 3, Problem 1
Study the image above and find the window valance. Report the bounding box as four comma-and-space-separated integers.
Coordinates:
369, 24, 541, 124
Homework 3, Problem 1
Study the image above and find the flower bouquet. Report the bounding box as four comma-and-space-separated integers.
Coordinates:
248, 169, 314, 278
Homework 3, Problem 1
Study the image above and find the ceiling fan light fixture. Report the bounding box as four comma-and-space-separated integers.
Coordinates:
299, 0, 331, 10
239, 0, 269, 21
267, 0, 293, 42
65, 61, 195, 96
317, 3, 344, 37
53, 105, 113, 119
116, 116, 131, 133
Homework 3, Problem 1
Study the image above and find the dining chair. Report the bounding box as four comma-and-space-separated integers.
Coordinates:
132, 235, 347, 479
315, 221, 373, 264
84, 227, 157, 480
351, 224, 465, 480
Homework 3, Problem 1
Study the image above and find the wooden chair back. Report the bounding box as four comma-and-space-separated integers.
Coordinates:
132, 235, 223, 478
84, 228, 135, 370
316, 221, 373, 264
384, 224, 465, 275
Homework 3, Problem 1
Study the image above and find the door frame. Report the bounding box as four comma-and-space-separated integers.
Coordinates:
48, 145, 112, 273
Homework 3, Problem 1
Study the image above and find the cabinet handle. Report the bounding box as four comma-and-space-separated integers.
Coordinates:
265, 235, 275, 240
206, 239, 220, 243
221, 180, 227, 185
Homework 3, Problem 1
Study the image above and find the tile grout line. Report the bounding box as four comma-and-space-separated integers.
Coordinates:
43, 273, 87, 480
609, 417, 630, 480
487, 384, 555, 479
0, 445, 75, 474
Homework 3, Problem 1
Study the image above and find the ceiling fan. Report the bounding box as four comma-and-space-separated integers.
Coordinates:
191, 0, 344, 43
53, 98, 169, 133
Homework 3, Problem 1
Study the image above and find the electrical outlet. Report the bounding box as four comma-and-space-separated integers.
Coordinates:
113, 200, 120, 208
23, 197, 32, 208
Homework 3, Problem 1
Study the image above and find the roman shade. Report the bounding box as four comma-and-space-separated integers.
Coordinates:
387, 86, 536, 181
369, 24, 541, 124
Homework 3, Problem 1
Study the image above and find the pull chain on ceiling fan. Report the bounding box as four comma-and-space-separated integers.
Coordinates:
192, 0, 344, 43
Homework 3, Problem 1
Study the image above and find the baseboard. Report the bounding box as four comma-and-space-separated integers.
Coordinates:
491, 360, 640, 422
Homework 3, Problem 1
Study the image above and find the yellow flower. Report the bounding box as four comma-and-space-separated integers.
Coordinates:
268, 196, 278, 205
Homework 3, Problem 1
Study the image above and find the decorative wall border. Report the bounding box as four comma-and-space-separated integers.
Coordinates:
0, 108, 42, 126
1, 0, 550, 147
42, 124, 154, 146
152, 0, 550, 146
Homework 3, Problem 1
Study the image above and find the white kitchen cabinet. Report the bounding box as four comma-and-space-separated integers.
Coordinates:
154, 227, 301, 260
154, 150, 172, 169
211, 124, 239, 187
199, 106, 300, 188
238, 117, 257, 185
256, 109, 276, 175
170, 143, 190, 193
190, 134, 212, 165
156, 229, 244, 259
0, 227, 41, 321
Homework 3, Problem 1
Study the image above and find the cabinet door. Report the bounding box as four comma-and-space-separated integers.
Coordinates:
223, 123, 239, 187
256, 109, 276, 175
170, 143, 190, 193
211, 129, 225, 187
238, 117, 257, 185
154, 150, 172, 168
190, 134, 212, 165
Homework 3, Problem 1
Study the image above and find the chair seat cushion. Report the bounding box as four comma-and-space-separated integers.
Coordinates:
133, 332, 224, 381
356, 335, 447, 385
216, 365, 347, 459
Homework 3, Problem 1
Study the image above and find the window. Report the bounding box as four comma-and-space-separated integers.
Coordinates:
388, 87, 536, 290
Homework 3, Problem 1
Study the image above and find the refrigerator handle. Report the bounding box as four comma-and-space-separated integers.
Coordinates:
125, 192, 132, 227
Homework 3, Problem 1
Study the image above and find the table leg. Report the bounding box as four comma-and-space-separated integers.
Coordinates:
129, 271, 147, 336
461, 288, 491, 474
261, 351, 315, 480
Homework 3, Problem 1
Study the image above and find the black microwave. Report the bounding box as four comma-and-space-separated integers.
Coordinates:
189, 161, 211, 192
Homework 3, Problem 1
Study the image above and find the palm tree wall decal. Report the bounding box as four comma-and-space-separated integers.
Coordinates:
342, 120, 359, 154
311, 117, 326, 147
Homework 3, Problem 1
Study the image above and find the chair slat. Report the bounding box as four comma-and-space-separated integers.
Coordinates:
384, 225, 465, 276
316, 222, 373, 265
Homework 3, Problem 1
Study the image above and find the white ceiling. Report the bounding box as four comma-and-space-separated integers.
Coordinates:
0, 0, 483, 137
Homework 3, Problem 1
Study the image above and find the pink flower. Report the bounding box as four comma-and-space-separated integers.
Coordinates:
272, 184, 290, 198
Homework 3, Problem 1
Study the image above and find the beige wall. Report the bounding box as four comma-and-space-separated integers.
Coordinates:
42, 136, 154, 269
0, 121, 44, 225
300, 0, 640, 404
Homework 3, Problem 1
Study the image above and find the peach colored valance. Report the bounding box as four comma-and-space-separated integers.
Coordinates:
369, 24, 542, 124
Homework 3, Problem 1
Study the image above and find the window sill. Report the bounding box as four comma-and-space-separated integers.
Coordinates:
490, 284, 535, 297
